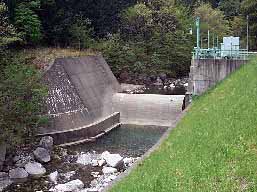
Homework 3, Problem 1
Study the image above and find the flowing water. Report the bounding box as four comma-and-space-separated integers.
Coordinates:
68, 124, 168, 157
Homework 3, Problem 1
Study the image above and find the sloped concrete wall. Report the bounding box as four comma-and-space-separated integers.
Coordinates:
188, 59, 246, 95
40, 55, 121, 139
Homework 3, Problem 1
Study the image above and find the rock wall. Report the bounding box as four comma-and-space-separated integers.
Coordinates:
188, 59, 246, 95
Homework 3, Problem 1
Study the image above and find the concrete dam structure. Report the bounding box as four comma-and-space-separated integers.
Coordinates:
188, 59, 247, 95
39, 56, 184, 145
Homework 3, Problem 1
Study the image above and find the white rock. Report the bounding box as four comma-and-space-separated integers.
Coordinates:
91, 172, 99, 177
9, 168, 28, 180
52, 179, 84, 192
103, 177, 112, 183
49, 171, 58, 184
169, 84, 175, 88
62, 171, 76, 180
79, 189, 89, 192
87, 187, 101, 192
123, 157, 133, 165
33, 147, 51, 163
91, 160, 98, 167
25, 162, 46, 177
103, 154, 123, 168
76, 153, 92, 165
102, 167, 117, 175
97, 159, 105, 167
39, 136, 54, 150
100, 151, 110, 159
108, 175, 117, 180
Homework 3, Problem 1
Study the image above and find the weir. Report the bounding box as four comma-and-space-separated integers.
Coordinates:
39, 56, 184, 145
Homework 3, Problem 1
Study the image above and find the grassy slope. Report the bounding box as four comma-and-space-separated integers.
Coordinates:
111, 58, 257, 192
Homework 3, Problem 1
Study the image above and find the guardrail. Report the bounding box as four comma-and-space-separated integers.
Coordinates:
192, 49, 255, 60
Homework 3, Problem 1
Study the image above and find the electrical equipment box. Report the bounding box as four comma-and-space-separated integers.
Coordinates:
221, 36, 240, 58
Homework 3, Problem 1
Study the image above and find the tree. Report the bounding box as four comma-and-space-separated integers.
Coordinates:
218, 0, 241, 19
102, 1, 193, 78
121, 3, 153, 41
241, 0, 257, 50
14, 1, 42, 44
194, 3, 230, 48
69, 14, 94, 50
0, 2, 20, 48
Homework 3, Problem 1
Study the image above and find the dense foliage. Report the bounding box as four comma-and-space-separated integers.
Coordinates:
101, 1, 193, 77
0, 1, 47, 146
0, 56, 47, 146
0, 2, 20, 47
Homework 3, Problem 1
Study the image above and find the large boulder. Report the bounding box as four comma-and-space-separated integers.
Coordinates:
25, 162, 46, 177
76, 153, 92, 165
0, 145, 6, 171
101, 152, 123, 169
33, 147, 51, 163
123, 157, 133, 166
50, 179, 84, 192
9, 168, 28, 182
39, 136, 54, 150
14, 154, 34, 168
102, 167, 117, 175
49, 171, 58, 184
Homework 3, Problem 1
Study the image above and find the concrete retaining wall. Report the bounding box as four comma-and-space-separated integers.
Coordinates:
188, 59, 246, 95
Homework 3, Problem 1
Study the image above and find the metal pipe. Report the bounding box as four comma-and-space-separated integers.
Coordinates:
213, 34, 215, 48
208, 30, 210, 49
217, 36, 219, 48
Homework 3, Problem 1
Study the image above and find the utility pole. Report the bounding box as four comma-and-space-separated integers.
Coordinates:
247, 15, 249, 51
196, 17, 200, 58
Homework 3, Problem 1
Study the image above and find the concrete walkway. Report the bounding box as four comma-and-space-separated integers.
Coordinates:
112, 93, 184, 127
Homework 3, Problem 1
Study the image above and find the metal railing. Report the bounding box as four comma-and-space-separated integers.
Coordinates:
192, 48, 253, 60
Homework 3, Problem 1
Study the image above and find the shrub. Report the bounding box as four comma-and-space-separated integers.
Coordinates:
0, 55, 47, 146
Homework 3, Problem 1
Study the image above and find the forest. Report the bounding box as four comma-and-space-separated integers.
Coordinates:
0, 0, 257, 146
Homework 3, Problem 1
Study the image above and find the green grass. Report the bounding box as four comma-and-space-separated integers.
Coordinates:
111, 58, 257, 192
